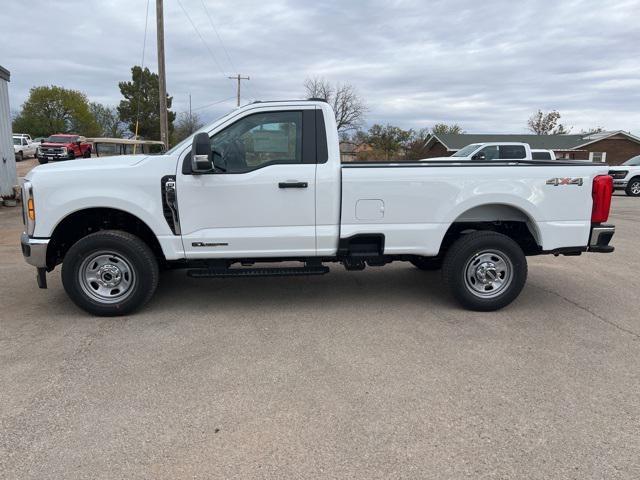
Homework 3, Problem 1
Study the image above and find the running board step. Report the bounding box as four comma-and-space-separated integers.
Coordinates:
187, 266, 329, 278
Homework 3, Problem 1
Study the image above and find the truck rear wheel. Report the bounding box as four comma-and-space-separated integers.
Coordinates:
61, 230, 159, 316
83, 148, 91, 158
442, 231, 527, 311
626, 178, 640, 197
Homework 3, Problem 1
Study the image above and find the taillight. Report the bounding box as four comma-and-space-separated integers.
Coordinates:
591, 175, 613, 223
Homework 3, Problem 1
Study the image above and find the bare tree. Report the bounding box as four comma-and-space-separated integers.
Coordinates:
304, 77, 366, 132
173, 111, 204, 143
527, 110, 571, 135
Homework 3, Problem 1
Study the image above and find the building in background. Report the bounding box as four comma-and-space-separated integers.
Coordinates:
0, 65, 17, 197
421, 131, 640, 165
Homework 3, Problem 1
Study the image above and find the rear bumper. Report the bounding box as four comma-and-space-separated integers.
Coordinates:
588, 224, 615, 253
21, 232, 49, 268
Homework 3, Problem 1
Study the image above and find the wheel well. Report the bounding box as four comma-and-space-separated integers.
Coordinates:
440, 205, 542, 256
47, 208, 165, 268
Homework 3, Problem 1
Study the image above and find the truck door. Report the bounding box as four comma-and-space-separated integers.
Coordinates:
177, 108, 318, 259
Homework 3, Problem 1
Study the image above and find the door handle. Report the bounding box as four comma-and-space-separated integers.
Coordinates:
278, 181, 308, 188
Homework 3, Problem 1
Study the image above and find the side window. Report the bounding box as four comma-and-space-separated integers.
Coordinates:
499, 145, 526, 159
478, 145, 499, 160
532, 151, 551, 160
211, 111, 302, 173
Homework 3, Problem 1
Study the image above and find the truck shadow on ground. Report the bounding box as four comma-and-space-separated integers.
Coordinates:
151, 263, 453, 314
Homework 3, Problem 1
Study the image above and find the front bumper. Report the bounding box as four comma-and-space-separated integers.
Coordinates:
21, 232, 49, 268
38, 153, 72, 161
613, 179, 628, 189
588, 224, 615, 253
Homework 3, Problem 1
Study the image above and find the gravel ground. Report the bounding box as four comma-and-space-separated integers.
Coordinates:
0, 192, 639, 479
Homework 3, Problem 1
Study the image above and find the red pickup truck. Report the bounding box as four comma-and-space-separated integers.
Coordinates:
37, 134, 92, 164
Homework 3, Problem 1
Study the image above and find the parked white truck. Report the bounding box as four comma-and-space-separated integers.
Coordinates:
608, 155, 640, 196
21, 100, 616, 316
13, 134, 37, 161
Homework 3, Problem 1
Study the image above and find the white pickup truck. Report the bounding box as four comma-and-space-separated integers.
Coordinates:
13, 134, 38, 161
21, 100, 616, 316
609, 155, 640, 196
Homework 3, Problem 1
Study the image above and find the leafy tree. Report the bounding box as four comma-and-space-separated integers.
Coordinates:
404, 128, 432, 160
118, 66, 176, 141
431, 123, 464, 135
12, 85, 100, 137
89, 102, 126, 137
172, 111, 204, 143
304, 77, 366, 132
527, 110, 571, 135
364, 124, 413, 160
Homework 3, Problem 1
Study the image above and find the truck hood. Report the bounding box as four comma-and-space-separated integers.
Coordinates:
25, 154, 149, 181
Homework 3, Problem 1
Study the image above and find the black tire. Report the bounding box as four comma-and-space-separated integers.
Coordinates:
38, 157, 48, 165
61, 230, 159, 316
16, 151, 23, 162
83, 148, 91, 158
68, 151, 75, 160
626, 177, 640, 197
411, 257, 442, 271
442, 231, 527, 311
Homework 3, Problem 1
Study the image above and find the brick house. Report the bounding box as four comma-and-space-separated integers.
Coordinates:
421, 131, 640, 165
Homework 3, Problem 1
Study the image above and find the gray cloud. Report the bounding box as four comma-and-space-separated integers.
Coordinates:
1, 0, 639, 134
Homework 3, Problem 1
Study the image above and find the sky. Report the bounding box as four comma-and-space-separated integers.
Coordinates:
1, 0, 639, 134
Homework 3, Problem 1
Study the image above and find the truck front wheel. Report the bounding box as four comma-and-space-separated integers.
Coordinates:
61, 230, 159, 316
442, 231, 527, 311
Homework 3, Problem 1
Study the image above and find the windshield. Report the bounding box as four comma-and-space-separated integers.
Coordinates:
13, 137, 21, 145
452, 144, 481, 157
623, 155, 640, 166
45, 135, 76, 143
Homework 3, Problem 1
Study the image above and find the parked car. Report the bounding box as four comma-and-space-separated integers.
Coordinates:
608, 155, 640, 196
13, 135, 38, 161
423, 142, 535, 161
20, 100, 615, 316
36, 134, 92, 164
531, 149, 557, 160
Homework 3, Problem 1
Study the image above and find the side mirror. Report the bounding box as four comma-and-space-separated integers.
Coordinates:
191, 132, 213, 173
472, 152, 486, 161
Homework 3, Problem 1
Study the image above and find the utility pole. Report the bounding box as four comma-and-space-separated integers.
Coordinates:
156, 0, 169, 148
228, 74, 250, 107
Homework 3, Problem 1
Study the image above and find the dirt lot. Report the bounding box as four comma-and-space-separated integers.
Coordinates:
1, 189, 639, 479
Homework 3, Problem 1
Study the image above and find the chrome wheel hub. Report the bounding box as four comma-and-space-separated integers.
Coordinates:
631, 182, 640, 195
464, 250, 513, 298
79, 252, 135, 304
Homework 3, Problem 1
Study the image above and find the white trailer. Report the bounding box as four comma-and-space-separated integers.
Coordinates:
0, 66, 17, 198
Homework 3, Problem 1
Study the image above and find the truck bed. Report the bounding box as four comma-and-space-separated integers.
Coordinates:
340, 161, 610, 255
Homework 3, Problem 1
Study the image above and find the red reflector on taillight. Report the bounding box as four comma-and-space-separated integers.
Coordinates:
591, 175, 613, 223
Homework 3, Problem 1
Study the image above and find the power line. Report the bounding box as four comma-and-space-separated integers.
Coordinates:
198, 0, 257, 104
191, 95, 236, 112
199, 0, 236, 72
175, 0, 227, 78
133, 0, 151, 152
